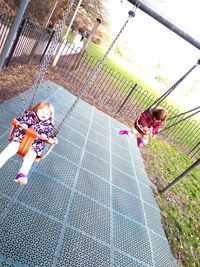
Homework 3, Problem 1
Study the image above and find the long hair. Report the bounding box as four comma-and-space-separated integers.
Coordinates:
151, 107, 168, 122
30, 101, 54, 123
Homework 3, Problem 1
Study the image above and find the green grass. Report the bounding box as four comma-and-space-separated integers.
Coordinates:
87, 42, 160, 97
142, 138, 200, 266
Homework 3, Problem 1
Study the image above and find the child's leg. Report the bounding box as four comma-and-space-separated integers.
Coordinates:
0, 142, 20, 168
141, 135, 149, 145
15, 149, 37, 185
137, 135, 149, 148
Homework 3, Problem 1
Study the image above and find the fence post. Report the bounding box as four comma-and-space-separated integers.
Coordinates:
116, 83, 137, 113
39, 30, 55, 63
4, 18, 26, 68
70, 18, 101, 70
52, 0, 83, 67
0, 0, 29, 70
187, 141, 200, 156
159, 158, 200, 194
28, 0, 58, 62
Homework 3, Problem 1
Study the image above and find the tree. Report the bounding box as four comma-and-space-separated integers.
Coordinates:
0, 0, 107, 26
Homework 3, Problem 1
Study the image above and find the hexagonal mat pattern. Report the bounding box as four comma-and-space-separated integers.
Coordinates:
0, 81, 178, 266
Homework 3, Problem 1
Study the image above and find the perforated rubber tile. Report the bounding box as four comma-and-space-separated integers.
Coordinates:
57, 124, 86, 149
56, 227, 111, 267
76, 168, 110, 207
34, 153, 78, 187
85, 138, 110, 163
114, 251, 147, 267
0, 203, 62, 267
0, 159, 21, 196
0, 81, 178, 266
113, 212, 153, 265
150, 232, 179, 267
88, 128, 110, 149
111, 141, 132, 161
112, 153, 135, 177
0, 196, 9, 215
68, 192, 110, 243
113, 186, 145, 225
81, 151, 110, 181
112, 167, 139, 197
18, 172, 71, 221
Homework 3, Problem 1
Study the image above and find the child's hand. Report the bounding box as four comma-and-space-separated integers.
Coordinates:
48, 138, 58, 145
19, 123, 28, 130
142, 126, 151, 136
148, 127, 153, 136
39, 133, 48, 141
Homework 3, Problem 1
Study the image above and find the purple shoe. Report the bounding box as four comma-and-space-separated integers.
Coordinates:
15, 173, 28, 185
119, 129, 129, 135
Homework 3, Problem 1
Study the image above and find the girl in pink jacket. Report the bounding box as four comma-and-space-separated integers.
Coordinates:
119, 108, 168, 148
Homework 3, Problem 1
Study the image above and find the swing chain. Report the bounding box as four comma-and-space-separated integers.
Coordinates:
57, 10, 135, 131
20, 0, 76, 116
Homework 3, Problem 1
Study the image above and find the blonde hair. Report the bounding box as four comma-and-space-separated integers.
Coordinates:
30, 101, 54, 122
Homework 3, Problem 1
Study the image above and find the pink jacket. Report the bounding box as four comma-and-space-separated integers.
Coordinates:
134, 110, 163, 135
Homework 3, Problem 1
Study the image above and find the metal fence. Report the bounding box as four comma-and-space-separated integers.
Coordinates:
0, 12, 53, 67
0, 12, 13, 53
0, 13, 199, 158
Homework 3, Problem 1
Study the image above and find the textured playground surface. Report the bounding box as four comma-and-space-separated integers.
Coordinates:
0, 81, 178, 267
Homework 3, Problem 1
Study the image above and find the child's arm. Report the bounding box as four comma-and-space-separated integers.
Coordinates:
38, 133, 58, 144
151, 123, 163, 135
41, 124, 58, 144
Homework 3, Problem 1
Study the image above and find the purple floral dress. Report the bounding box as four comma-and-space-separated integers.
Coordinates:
11, 110, 57, 155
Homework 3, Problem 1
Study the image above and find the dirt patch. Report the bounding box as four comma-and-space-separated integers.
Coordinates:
0, 64, 38, 102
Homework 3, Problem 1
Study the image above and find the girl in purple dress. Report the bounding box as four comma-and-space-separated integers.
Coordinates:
0, 101, 57, 185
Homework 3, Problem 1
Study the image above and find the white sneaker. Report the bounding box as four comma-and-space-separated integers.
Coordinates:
128, 132, 133, 137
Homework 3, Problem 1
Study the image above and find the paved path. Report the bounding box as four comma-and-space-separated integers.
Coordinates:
0, 81, 178, 267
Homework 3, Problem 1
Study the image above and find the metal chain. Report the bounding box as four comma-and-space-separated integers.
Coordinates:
149, 59, 200, 110
57, 10, 136, 131
20, 0, 76, 115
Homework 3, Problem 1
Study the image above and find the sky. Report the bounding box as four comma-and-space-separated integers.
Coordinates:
142, 0, 200, 40
103, 0, 200, 111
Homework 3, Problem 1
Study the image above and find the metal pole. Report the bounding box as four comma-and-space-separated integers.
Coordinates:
81, 18, 101, 51
5, 18, 26, 68
148, 60, 200, 110
168, 106, 200, 121
117, 83, 137, 113
52, 0, 82, 67
188, 141, 200, 156
160, 109, 200, 133
39, 30, 55, 63
71, 18, 101, 70
44, 0, 58, 28
159, 158, 200, 194
0, 0, 30, 70
127, 0, 200, 50
28, 0, 58, 62
63, 0, 83, 41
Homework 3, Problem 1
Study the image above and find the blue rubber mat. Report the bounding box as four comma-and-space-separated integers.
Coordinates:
0, 81, 179, 267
